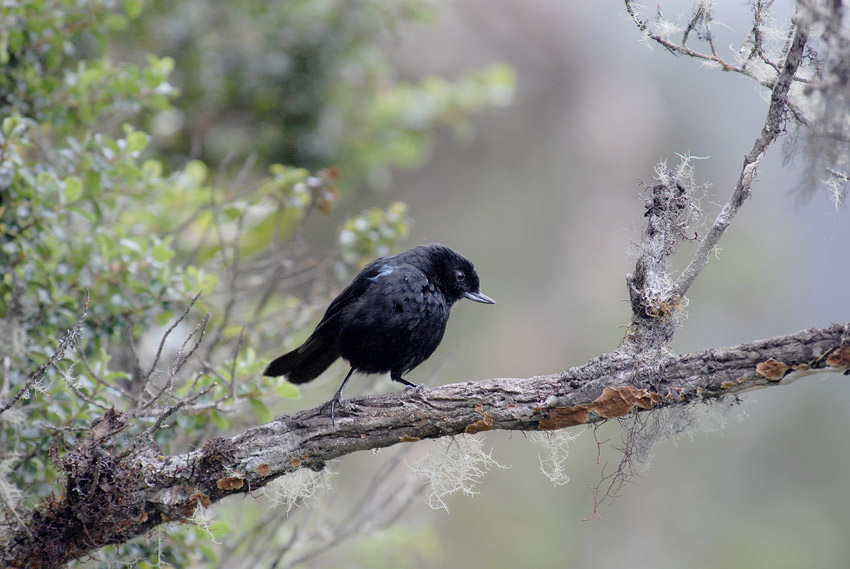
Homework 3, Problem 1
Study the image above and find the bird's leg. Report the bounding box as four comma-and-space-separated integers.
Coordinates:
323, 367, 356, 426
391, 371, 423, 390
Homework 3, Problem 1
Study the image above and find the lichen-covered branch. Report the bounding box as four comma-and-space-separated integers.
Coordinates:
2, 323, 848, 568
0, 292, 89, 416
623, 0, 812, 88
622, 7, 811, 353
672, 14, 811, 299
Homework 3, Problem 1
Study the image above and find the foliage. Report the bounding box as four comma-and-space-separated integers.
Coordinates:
119, 0, 515, 186
0, 0, 515, 566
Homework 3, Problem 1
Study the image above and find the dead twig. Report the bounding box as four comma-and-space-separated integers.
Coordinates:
0, 291, 90, 416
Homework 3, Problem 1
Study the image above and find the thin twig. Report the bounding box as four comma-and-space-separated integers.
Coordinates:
118, 381, 213, 461
138, 313, 210, 413
49, 360, 110, 411
74, 337, 135, 402
624, 0, 811, 85
672, 12, 810, 298
229, 327, 246, 400
625, 0, 742, 72
681, 0, 709, 47
0, 494, 33, 539
203, 180, 246, 359
171, 314, 210, 378
276, 447, 425, 569
0, 291, 90, 415
135, 399, 237, 418
138, 293, 202, 409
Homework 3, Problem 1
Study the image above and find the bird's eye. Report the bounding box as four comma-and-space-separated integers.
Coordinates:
455, 270, 465, 281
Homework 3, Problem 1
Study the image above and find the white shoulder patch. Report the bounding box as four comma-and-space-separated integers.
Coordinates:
368, 265, 397, 282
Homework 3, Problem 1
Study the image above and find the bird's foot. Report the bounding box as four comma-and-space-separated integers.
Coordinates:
320, 393, 345, 427
408, 383, 425, 392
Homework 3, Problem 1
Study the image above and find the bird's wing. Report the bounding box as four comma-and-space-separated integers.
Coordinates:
310, 259, 391, 335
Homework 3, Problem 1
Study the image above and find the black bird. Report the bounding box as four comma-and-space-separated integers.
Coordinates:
264, 244, 495, 422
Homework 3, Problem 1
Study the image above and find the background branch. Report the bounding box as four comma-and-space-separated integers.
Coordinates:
672, 14, 810, 299
0, 291, 89, 416
622, 10, 811, 354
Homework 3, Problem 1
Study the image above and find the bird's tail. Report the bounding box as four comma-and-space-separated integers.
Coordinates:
263, 332, 340, 384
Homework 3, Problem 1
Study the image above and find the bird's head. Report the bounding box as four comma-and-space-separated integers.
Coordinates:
424, 244, 496, 306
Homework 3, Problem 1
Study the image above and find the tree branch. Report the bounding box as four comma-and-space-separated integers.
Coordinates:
3, 322, 848, 568
672, 12, 811, 298
0, 291, 89, 416
622, 9, 811, 353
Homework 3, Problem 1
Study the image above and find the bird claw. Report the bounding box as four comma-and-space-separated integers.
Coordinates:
320, 394, 345, 427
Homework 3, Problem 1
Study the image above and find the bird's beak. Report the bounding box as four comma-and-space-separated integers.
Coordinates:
464, 291, 496, 304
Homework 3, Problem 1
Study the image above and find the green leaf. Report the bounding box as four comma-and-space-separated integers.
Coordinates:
248, 398, 273, 424
97, 231, 115, 258
119, 238, 143, 253
148, 54, 175, 75
68, 206, 96, 222
84, 170, 101, 195
124, 0, 143, 18
179, 160, 208, 188
198, 273, 218, 295
0, 31, 8, 66
104, 13, 129, 31
64, 176, 83, 202
156, 310, 175, 326
125, 130, 149, 153
0, 115, 17, 137
210, 411, 229, 430
152, 241, 175, 263
141, 159, 163, 179
275, 382, 300, 400
208, 519, 231, 537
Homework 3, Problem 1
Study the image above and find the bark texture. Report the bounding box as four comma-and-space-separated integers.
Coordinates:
2, 323, 848, 568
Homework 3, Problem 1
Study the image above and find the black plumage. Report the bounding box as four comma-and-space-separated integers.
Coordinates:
264, 244, 495, 421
